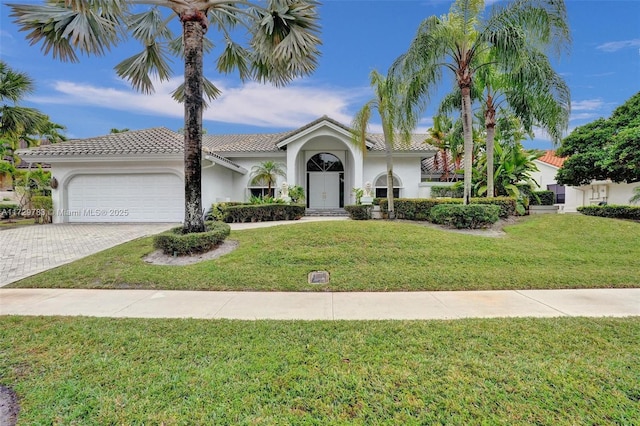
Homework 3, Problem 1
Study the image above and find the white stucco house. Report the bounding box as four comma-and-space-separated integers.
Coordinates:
532, 150, 638, 213
18, 116, 437, 223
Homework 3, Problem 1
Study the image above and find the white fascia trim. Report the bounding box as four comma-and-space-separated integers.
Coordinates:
219, 152, 286, 158
204, 155, 248, 175
276, 121, 375, 149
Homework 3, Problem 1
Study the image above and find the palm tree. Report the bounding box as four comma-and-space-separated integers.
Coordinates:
393, 0, 570, 204
351, 70, 420, 220
0, 61, 48, 149
250, 161, 286, 198
1, 62, 66, 172
427, 115, 454, 182
440, 50, 569, 197
9, 0, 320, 233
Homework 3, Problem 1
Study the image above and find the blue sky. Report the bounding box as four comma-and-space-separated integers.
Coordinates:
1, 0, 639, 149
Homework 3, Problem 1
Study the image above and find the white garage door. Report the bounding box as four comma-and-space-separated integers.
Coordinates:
67, 174, 184, 223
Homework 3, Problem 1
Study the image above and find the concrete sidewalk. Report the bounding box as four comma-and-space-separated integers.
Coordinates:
1, 288, 638, 320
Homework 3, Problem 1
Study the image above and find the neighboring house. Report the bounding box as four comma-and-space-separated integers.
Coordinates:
532, 150, 637, 212
17, 116, 437, 223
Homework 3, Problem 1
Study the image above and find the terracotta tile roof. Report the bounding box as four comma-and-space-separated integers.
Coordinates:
17, 127, 183, 158
537, 150, 567, 168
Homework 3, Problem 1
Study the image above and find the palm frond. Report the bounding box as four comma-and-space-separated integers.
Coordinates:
171, 77, 221, 107
249, 0, 321, 86
0, 61, 36, 103
217, 40, 251, 81
115, 42, 173, 94
8, 0, 126, 62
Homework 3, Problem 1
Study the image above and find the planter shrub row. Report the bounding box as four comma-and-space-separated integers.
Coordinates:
154, 222, 231, 256
578, 205, 640, 220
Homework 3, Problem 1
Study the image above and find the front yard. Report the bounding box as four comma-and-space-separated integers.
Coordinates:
8, 214, 640, 291
1, 316, 638, 424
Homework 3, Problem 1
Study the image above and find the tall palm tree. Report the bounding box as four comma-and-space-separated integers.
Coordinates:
393, 0, 570, 204
351, 69, 420, 220
9, 0, 320, 233
249, 161, 286, 198
440, 50, 569, 197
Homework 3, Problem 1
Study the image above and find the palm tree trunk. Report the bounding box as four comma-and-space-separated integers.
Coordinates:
181, 12, 207, 234
461, 86, 474, 205
485, 124, 496, 198
485, 97, 496, 198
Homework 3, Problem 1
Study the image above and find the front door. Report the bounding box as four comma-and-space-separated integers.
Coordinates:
306, 153, 345, 209
309, 172, 340, 208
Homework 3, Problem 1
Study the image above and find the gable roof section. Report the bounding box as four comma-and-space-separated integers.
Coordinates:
536, 150, 567, 168
17, 127, 183, 159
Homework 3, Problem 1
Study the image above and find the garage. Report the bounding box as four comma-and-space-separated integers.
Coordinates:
67, 173, 184, 223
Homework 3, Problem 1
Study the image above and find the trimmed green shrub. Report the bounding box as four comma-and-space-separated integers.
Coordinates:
530, 190, 555, 206
431, 186, 464, 198
578, 205, 640, 220
344, 205, 372, 220
379, 197, 516, 220
470, 197, 517, 218
430, 204, 501, 229
154, 221, 231, 255
223, 204, 305, 223
31, 195, 53, 223
207, 202, 244, 222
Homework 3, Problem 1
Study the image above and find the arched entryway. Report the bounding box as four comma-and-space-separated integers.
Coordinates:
307, 153, 345, 208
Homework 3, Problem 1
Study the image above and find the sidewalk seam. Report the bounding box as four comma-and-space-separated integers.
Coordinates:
514, 290, 570, 317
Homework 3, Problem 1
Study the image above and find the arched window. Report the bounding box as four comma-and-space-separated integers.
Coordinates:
307, 153, 344, 172
374, 174, 401, 198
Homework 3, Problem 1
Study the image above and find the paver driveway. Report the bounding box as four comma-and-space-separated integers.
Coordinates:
0, 224, 175, 287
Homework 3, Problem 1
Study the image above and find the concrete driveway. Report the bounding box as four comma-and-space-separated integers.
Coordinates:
0, 223, 175, 287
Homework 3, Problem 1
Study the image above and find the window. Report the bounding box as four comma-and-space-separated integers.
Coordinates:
547, 184, 565, 204
374, 174, 401, 198
249, 187, 271, 198
307, 153, 344, 172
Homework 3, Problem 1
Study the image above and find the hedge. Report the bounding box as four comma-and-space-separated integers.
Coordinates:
431, 186, 464, 198
577, 205, 640, 221
379, 197, 515, 220
207, 202, 245, 222
344, 205, 372, 220
430, 204, 501, 229
530, 190, 555, 206
154, 221, 231, 256
223, 204, 305, 223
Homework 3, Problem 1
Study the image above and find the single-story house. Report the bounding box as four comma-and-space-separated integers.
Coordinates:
17, 116, 437, 223
531, 150, 638, 212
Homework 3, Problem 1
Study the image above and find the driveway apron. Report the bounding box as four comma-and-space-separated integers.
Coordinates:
0, 224, 175, 287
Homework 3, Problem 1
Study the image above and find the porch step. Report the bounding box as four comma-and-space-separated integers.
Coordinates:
305, 208, 349, 217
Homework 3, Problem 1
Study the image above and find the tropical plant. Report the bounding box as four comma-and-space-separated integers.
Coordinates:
352, 187, 364, 205
249, 161, 286, 198
288, 185, 305, 203
9, 0, 320, 233
351, 70, 420, 219
427, 115, 455, 182
393, 0, 570, 204
473, 140, 542, 214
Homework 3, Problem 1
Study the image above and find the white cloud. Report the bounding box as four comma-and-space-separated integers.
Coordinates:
571, 99, 604, 111
596, 39, 640, 52
31, 77, 369, 130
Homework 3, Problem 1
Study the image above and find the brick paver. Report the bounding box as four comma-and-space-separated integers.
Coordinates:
0, 224, 175, 287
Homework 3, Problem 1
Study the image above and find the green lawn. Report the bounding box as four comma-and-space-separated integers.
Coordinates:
1, 316, 638, 424
10, 214, 639, 291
